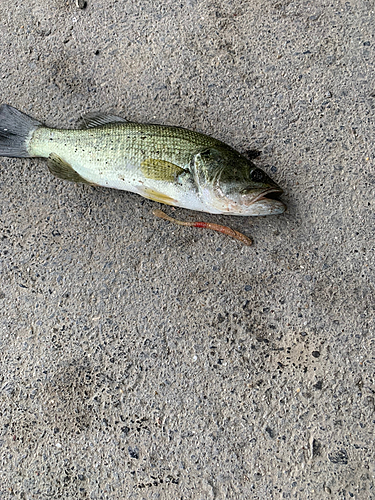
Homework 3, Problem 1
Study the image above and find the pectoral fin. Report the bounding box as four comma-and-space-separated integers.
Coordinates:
47, 153, 92, 184
141, 158, 186, 182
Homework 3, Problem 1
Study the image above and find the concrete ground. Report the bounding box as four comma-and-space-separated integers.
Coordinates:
0, 0, 374, 498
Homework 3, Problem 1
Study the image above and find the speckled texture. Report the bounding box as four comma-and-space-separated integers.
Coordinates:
0, 1, 374, 499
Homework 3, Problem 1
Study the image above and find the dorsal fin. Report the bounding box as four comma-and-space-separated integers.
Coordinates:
79, 112, 129, 129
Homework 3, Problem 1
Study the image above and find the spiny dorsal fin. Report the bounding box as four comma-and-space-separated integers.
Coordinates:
141, 158, 186, 182
79, 112, 129, 129
47, 153, 93, 184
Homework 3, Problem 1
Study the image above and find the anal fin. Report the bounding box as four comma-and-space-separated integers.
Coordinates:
47, 153, 92, 185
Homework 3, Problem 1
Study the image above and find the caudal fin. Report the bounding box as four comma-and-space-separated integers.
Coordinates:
0, 104, 42, 158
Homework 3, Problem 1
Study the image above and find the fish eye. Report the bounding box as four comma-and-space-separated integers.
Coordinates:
250, 168, 265, 182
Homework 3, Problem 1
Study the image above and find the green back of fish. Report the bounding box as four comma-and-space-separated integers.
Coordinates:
30, 122, 224, 170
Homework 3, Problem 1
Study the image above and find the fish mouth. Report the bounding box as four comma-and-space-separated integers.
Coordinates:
247, 187, 284, 205
206, 185, 286, 215
242, 187, 286, 215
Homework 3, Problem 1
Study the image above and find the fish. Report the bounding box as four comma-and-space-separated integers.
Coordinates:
0, 104, 286, 216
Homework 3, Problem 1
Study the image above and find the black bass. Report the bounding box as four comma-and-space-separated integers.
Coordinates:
0, 104, 285, 216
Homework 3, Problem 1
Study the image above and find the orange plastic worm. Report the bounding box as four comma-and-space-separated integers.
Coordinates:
152, 209, 252, 246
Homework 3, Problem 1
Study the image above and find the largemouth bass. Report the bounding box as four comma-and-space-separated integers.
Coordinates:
0, 104, 285, 216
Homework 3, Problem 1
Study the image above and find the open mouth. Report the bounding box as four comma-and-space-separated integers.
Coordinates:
249, 188, 284, 205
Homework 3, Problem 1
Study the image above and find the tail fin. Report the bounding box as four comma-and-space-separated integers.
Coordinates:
0, 104, 42, 158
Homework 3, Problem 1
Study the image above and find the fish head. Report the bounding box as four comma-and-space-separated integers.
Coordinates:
191, 146, 286, 216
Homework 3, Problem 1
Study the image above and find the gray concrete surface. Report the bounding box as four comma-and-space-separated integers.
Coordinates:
0, 0, 374, 498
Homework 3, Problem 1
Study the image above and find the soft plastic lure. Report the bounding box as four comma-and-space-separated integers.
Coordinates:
153, 209, 252, 246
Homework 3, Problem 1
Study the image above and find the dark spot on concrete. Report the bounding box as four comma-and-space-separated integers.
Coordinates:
328, 449, 348, 465
217, 313, 225, 323
312, 439, 321, 457
265, 426, 275, 438
128, 446, 139, 459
